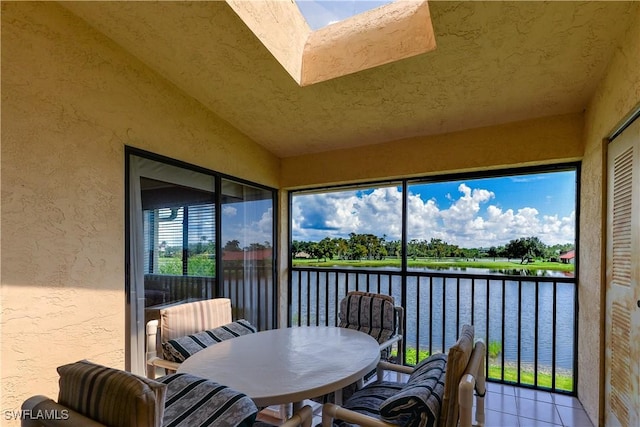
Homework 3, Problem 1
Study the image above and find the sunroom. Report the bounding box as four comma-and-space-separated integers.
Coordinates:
2, 1, 639, 426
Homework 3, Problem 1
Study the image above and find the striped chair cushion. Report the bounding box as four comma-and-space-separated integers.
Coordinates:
338, 291, 396, 345
160, 373, 257, 427
333, 382, 405, 427
379, 354, 447, 427
160, 298, 232, 345
57, 360, 166, 427
162, 319, 256, 363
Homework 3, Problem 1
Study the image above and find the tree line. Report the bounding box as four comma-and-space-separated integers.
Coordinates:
292, 234, 574, 264
159, 238, 272, 259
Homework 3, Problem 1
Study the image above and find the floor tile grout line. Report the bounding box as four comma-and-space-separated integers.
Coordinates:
314, 382, 591, 427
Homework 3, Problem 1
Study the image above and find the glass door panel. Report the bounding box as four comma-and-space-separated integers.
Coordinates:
220, 179, 275, 330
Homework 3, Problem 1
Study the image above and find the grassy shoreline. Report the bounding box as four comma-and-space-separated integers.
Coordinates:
403, 348, 573, 392
488, 364, 573, 392
293, 258, 574, 273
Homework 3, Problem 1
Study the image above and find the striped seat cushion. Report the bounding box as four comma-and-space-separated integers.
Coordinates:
339, 291, 397, 359
162, 319, 256, 363
57, 360, 166, 427
160, 373, 257, 427
379, 354, 447, 427
333, 382, 405, 427
339, 292, 396, 340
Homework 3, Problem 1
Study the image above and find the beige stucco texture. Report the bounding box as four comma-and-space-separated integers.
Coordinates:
229, 0, 436, 87
1, 1, 279, 418
62, 1, 635, 159
227, 0, 310, 85
301, 1, 436, 86
580, 4, 640, 424
281, 113, 583, 189
2, 1, 640, 426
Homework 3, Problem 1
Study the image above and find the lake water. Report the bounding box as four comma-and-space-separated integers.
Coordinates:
291, 267, 576, 372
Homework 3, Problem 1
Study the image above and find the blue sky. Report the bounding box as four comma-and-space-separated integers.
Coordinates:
159, 172, 576, 249
221, 203, 273, 249
295, 0, 394, 30
292, 171, 576, 248
158, 202, 274, 249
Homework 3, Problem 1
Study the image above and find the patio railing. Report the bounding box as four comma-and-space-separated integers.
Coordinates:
289, 266, 578, 395
144, 265, 276, 331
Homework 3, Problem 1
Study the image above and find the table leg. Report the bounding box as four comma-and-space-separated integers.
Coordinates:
292, 401, 302, 413
334, 388, 343, 406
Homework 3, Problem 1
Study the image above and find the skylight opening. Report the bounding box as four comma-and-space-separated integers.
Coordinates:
227, 0, 435, 86
295, 0, 395, 30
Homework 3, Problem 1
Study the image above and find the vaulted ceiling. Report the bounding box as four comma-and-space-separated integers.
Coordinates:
62, 1, 637, 158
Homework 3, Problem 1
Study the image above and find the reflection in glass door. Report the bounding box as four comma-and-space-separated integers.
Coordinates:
127, 152, 277, 374
127, 155, 217, 373
220, 179, 276, 331
141, 177, 217, 307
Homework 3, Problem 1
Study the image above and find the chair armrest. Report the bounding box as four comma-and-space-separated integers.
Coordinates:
459, 340, 486, 427
394, 306, 404, 338
382, 306, 404, 364
378, 334, 402, 351
21, 396, 106, 427
147, 356, 180, 371
280, 405, 313, 427
377, 360, 414, 374
459, 374, 476, 427
375, 360, 414, 382
322, 403, 397, 427
146, 319, 159, 360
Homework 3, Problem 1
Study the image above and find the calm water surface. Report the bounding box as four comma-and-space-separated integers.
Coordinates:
292, 266, 576, 371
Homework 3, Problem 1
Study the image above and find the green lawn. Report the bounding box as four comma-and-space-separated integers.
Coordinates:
292, 258, 574, 273
402, 347, 431, 365
488, 364, 573, 392
396, 349, 573, 392
158, 256, 215, 276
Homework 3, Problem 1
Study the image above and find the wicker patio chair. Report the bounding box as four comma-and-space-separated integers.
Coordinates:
315, 291, 405, 405
322, 324, 486, 427
338, 291, 404, 364
146, 298, 255, 378
21, 360, 314, 427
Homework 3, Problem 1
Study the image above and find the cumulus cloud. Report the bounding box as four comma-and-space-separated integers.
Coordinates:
293, 183, 575, 247
293, 187, 403, 241
221, 206, 273, 248
223, 206, 237, 216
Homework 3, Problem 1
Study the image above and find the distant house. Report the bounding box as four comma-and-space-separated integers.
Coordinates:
560, 250, 575, 264
222, 248, 273, 261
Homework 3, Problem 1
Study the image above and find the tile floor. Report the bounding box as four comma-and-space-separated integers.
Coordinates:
300, 381, 594, 427
479, 382, 594, 427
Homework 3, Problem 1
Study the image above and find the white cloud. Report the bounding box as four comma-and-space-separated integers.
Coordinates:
293, 187, 403, 241
293, 184, 575, 247
222, 207, 273, 248
223, 206, 237, 216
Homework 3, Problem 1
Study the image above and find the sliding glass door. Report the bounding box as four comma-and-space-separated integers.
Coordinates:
126, 150, 276, 373
220, 179, 275, 331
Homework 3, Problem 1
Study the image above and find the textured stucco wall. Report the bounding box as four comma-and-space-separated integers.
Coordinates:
301, 1, 435, 86
281, 113, 583, 189
226, 0, 309, 85
1, 2, 279, 420
580, 4, 640, 425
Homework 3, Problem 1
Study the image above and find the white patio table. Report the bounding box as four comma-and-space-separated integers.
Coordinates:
176, 326, 380, 408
